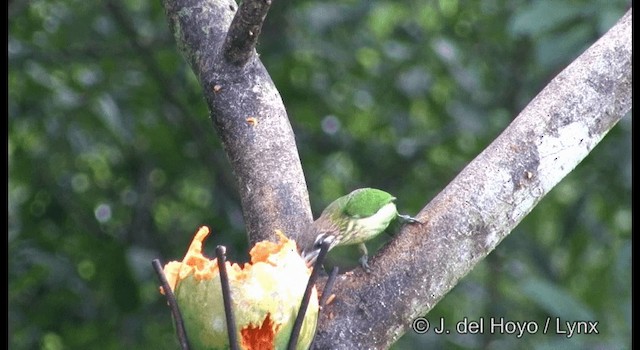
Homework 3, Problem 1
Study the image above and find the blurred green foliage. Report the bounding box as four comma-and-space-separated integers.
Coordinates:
9, 0, 630, 349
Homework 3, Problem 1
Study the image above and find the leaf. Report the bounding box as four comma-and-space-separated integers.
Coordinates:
519, 277, 595, 321
534, 24, 592, 68
508, 1, 582, 36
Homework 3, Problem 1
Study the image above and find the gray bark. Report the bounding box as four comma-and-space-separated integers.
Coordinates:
162, 0, 313, 246
312, 9, 632, 349
161, 0, 631, 347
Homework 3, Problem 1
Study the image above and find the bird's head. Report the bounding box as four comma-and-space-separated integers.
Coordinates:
300, 231, 339, 266
299, 216, 341, 266
298, 193, 347, 266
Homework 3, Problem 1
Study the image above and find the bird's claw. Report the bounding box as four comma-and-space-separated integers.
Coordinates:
398, 213, 423, 224
359, 254, 371, 273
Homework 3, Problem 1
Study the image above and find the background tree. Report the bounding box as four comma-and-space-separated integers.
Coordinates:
9, 0, 631, 349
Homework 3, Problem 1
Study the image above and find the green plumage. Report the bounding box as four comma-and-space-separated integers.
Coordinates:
340, 188, 396, 218
301, 187, 421, 271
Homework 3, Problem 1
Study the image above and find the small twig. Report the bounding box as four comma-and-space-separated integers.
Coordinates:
319, 267, 339, 308
151, 259, 190, 350
216, 246, 239, 350
287, 240, 331, 350
222, 0, 273, 66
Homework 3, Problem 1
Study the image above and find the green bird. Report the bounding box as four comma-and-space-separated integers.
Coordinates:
300, 188, 421, 271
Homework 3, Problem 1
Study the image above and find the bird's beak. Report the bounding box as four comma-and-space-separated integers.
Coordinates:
301, 249, 320, 267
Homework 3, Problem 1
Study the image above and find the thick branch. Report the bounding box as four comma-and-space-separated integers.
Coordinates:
162, 0, 313, 246
223, 0, 272, 66
312, 9, 632, 349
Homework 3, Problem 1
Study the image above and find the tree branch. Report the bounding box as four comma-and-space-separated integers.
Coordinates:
312, 9, 632, 349
223, 0, 272, 66
162, 0, 630, 347
162, 0, 313, 246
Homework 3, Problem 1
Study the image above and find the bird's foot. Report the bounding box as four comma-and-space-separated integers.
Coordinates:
359, 254, 371, 273
398, 213, 423, 224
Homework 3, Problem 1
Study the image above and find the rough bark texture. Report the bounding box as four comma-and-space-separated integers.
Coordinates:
162, 0, 631, 348
222, 0, 272, 66
162, 0, 313, 246
311, 9, 631, 349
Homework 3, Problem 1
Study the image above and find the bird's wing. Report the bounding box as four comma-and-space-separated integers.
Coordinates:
343, 188, 396, 218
